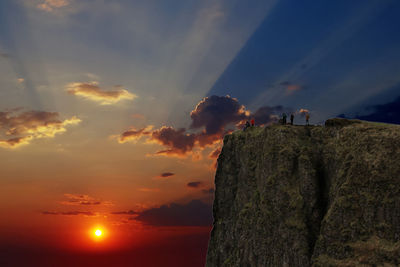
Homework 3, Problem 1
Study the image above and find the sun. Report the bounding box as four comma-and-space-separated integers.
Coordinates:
94, 229, 102, 237
89, 226, 107, 242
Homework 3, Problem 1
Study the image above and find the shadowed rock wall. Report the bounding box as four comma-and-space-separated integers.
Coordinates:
206, 119, 400, 266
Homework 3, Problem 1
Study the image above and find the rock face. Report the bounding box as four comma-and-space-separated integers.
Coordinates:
206, 118, 400, 266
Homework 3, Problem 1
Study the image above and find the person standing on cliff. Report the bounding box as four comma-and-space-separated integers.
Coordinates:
282, 113, 287, 125
306, 113, 310, 125
290, 113, 294, 125
243, 121, 250, 131
250, 118, 255, 127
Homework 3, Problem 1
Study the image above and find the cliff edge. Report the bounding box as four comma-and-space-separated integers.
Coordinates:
206, 118, 400, 266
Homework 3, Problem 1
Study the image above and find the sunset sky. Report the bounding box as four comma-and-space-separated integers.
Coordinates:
1, 0, 400, 266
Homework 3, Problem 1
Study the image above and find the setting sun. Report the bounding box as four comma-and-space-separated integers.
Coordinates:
95, 229, 102, 237
89, 226, 107, 242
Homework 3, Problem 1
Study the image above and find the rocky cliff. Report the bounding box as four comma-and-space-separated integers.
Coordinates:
206, 118, 400, 266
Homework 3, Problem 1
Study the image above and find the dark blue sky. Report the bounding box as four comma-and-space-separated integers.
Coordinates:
208, 0, 400, 123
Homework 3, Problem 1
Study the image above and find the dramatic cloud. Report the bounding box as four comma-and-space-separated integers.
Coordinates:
0, 109, 80, 148
132, 200, 212, 227
41, 211, 96, 216
160, 172, 175, 178
67, 82, 136, 105
119, 96, 247, 155
60, 193, 112, 206
36, 0, 70, 12
190, 95, 248, 135
187, 181, 203, 188
151, 127, 197, 156
118, 95, 289, 156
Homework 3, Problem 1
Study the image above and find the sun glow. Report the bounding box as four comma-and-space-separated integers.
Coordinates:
95, 229, 102, 237
89, 226, 107, 242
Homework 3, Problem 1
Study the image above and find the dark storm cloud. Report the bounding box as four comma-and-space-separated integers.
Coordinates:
41, 211, 96, 216
160, 172, 175, 178
187, 181, 203, 188
132, 199, 212, 226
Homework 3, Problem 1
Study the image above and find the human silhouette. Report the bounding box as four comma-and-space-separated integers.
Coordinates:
282, 113, 287, 125
290, 114, 294, 125
250, 119, 255, 126
243, 121, 250, 131
306, 113, 310, 125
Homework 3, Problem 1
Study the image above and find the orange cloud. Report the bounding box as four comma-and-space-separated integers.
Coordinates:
0, 109, 80, 149
209, 147, 221, 159
118, 125, 153, 143
60, 193, 113, 206
67, 82, 136, 105
36, 0, 70, 12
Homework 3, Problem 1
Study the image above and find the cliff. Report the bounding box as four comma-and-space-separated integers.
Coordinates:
206, 118, 400, 266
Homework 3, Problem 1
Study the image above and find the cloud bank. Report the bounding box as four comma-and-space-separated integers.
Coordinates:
118, 95, 288, 157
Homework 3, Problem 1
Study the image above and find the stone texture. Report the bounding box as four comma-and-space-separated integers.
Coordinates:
206, 119, 400, 267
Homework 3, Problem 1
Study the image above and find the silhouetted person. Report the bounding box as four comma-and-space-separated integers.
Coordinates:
306, 113, 310, 125
250, 119, 255, 126
290, 114, 294, 125
282, 113, 287, 125
243, 121, 250, 131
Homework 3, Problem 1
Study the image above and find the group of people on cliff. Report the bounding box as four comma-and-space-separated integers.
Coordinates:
243, 112, 310, 131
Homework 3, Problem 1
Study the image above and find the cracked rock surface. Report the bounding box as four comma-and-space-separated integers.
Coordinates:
206, 118, 400, 267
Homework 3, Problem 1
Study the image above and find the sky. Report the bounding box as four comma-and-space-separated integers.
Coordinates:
0, 0, 399, 266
